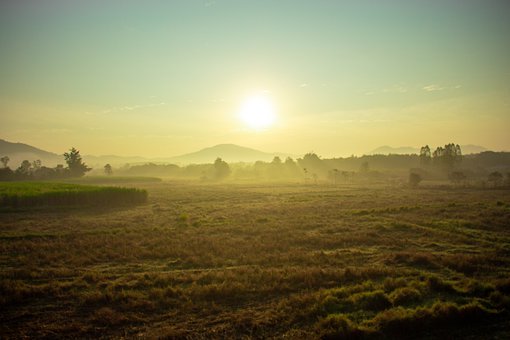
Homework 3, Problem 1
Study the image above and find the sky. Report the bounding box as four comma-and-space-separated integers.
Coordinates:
1, 0, 509, 158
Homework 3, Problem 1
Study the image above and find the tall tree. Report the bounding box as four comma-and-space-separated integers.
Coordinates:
419, 145, 431, 166
64, 147, 91, 177
0, 156, 9, 168
104, 163, 113, 176
213, 157, 231, 180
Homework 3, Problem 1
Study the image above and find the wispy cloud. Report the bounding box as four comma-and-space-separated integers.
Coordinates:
101, 102, 166, 114
423, 84, 462, 92
423, 84, 444, 92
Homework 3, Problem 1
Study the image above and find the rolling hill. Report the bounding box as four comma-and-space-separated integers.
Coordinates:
168, 144, 294, 164
0, 139, 62, 167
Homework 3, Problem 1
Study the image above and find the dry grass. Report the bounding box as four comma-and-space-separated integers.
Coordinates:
1, 180, 509, 338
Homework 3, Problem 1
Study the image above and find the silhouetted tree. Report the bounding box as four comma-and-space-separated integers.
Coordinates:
16, 160, 32, 178
104, 163, 113, 176
64, 147, 91, 177
433, 143, 462, 171
284, 157, 302, 178
269, 156, 283, 178
32, 159, 42, 171
419, 145, 431, 166
0, 156, 9, 168
213, 157, 231, 180
409, 173, 422, 188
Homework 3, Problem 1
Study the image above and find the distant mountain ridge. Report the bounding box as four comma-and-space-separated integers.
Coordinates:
0, 138, 494, 168
168, 144, 295, 164
368, 144, 488, 155
0, 139, 62, 166
0, 139, 295, 167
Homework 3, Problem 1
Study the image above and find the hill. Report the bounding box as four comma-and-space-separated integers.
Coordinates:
168, 144, 293, 164
0, 139, 62, 167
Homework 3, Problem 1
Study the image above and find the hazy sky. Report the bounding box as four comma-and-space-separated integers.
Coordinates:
1, 0, 509, 157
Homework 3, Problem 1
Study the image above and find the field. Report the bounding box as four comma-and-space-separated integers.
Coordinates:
1, 180, 509, 338
0, 182, 148, 208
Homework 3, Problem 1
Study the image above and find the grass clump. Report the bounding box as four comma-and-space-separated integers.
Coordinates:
349, 290, 392, 312
316, 314, 365, 339
369, 301, 497, 337
389, 287, 422, 306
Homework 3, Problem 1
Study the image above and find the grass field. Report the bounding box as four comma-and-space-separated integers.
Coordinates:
0, 182, 148, 208
0, 180, 509, 338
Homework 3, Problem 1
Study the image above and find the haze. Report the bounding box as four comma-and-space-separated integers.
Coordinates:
1, 0, 509, 157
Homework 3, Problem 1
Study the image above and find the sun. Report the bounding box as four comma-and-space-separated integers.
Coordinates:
238, 94, 276, 130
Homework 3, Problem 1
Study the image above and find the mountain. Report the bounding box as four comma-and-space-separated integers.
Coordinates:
460, 144, 488, 154
368, 146, 419, 155
168, 144, 293, 164
368, 144, 488, 155
82, 154, 149, 167
0, 139, 62, 167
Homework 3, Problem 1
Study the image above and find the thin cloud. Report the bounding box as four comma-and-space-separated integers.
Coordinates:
423, 84, 444, 92
101, 102, 166, 114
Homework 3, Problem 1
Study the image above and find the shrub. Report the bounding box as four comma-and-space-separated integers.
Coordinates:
316, 314, 363, 339
349, 290, 392, 311
389, 287, 422, 306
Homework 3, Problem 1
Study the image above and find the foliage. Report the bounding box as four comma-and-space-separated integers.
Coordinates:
104, 163, 113, 176
432, 143, 462, 171
0, 182, 147, 208
213, 157, 231, 180
0, 156, 9, 168
64, 147, 91, 177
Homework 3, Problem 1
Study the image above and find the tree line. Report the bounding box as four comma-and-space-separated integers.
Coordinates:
0, 148, 91, 181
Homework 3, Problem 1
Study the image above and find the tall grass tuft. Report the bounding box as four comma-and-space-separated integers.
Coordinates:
0, 182, 147, 208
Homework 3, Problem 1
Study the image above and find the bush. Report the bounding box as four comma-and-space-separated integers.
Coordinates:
316, 314, 363, 340
349, 290, 392, 311
389, 287, 422, 306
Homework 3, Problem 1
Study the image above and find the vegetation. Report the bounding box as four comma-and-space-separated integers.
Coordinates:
0, 182, 147, 208
0, 147, 91, 181
63, 147, 91, 177
0, 180, 509, 337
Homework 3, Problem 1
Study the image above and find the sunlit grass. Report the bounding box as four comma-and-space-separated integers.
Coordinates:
0, 181, 509, 337
0, 182, 147, 208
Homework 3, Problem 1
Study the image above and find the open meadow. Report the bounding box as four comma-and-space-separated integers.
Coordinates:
1, 179, 510, 338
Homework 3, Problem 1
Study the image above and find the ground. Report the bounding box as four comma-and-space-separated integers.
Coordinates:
1, 180, 509, 338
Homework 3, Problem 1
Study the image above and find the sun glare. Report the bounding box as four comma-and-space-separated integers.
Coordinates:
239, 94, 276, 130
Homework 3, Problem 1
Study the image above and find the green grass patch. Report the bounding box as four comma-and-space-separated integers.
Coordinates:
0, 182, 147, 208
65, 176, 162, 184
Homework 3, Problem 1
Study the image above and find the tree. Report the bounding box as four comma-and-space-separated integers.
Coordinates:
16, 160, 32, 178
0, 156, 9, 168
64, 147, 91, 177
104, 163, 113, 176
419, 145, 431, 167
433, 143, 462, 171
213, 157, 230, 180
409, 173, 422, 188
32, 159, 42, 171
